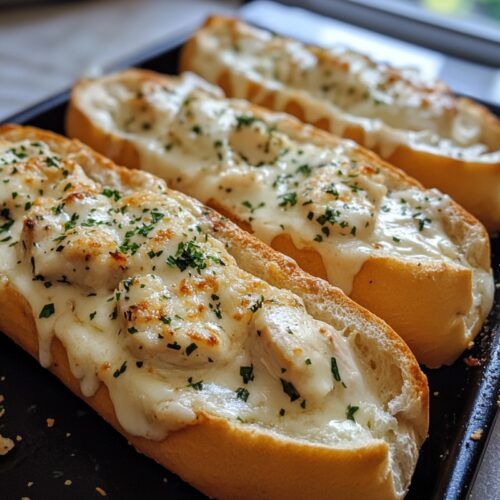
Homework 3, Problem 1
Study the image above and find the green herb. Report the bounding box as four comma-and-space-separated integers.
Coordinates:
240, 365, 254, 384
305, 358, 312, 365
160, 315, 172, 325
280, 378, 300, 402
167, 240, 217, 273
331, 357, 342, 382
102, 188, 121, 201
346, 404, 359, 421
242, 200, 265, 213
113, 361, 127, 378
249, 295, 264, 313
296, 164, 312, 176
317, 207, 340, 226
278, 192, 297, 209
186, 343, 198, 356
235, 387, 250, 402
128, 326, 138, 334
235, 115, 257, 129
187, 377, 203, 391
324, 184, 339, 197
39, 303, 55, 319
167, 342, 181, 350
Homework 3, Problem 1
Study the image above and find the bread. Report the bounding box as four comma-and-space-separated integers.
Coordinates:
0, 124, 428, 499
180, 16, 500, 231
67, 69, 494, 368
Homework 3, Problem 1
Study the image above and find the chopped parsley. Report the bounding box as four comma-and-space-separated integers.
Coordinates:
102, 188, 121, 201
331, 356, 342, 382
185, 343, 198, 356
235, 115, 257, 129
167, 239, 223, 273
346, 404, 359, 421
240, 365, 254, 384
187, 377, 203, 391
235, 387, 250, 402
249, 295, 264, 313
280, 378, 300, 402
39, 303, 55, 319
113, 361, 127, 378
278, 192, 297, 209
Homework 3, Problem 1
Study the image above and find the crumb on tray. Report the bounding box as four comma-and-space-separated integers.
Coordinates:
0, 433, 15, 455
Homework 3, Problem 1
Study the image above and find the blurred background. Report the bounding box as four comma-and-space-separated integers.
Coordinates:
1, 0, 500, 119
0, 0, 498, 498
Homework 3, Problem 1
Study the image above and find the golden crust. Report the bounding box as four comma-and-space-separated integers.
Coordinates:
0, 124, 428, 499
181, 15, 500, 231
66, 69, 492, 367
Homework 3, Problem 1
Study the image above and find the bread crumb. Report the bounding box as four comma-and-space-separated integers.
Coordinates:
467, 341, 474, 349
495, 282, 500, 289
21, 497, 30, 500
46, 418, 55, 428
15, 435, 22, 442
471, 429, 483, 441
64, 479, 72, 486
0, 376, 5, 381
0, 407, 5, 418
96, 487, 107, 497
66, 432, 71, 437
0, 394, 4, 403
27, 482, 34, 487
464, 356, 481, 367
0, 433, 14, 455
433, 391, 439, 396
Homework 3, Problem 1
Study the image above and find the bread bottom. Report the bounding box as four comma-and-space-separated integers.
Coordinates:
0, 280, 399, 500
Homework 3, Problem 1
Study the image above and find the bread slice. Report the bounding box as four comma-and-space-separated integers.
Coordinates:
180, 16, 500, 231
0, 124, 428, 499
67, 69, 494, 368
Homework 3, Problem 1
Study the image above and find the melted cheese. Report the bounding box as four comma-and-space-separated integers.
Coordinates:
0, 138, 392, 449
188, 19, 500, 162
78, 73, 493, 342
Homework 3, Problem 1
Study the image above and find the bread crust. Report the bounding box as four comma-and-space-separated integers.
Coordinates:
0, 124, 428, 500
180, 16, 500, 231
66, 70, 493, 367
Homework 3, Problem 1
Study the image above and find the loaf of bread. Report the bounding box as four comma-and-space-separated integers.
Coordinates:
67, 69, 494, 368
180, 16, 500, 231
0, 124, 428, 499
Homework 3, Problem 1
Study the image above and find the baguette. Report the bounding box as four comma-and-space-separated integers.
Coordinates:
180, 16, 500, 231
67, 69, 494, 367
0, 124, 428, 499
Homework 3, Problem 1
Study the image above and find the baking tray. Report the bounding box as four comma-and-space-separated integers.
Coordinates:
0, 29, 499, 500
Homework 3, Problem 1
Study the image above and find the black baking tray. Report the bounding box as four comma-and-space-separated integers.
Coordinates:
0, 25, 499, 500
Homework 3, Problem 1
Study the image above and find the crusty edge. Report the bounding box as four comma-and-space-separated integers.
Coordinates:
180, 15, 500, 231
66, 70, 492, 367
0, 124, 428, 499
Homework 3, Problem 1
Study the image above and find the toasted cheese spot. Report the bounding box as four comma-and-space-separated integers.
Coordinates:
118, 274, 231, 367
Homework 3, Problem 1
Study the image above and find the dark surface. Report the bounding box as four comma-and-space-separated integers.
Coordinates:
1, 30, 499, 500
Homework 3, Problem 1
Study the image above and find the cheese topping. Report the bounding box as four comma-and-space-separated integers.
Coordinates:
79, 73, 493, 341
188, 19, 500, 162
0, 138, 402, 454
